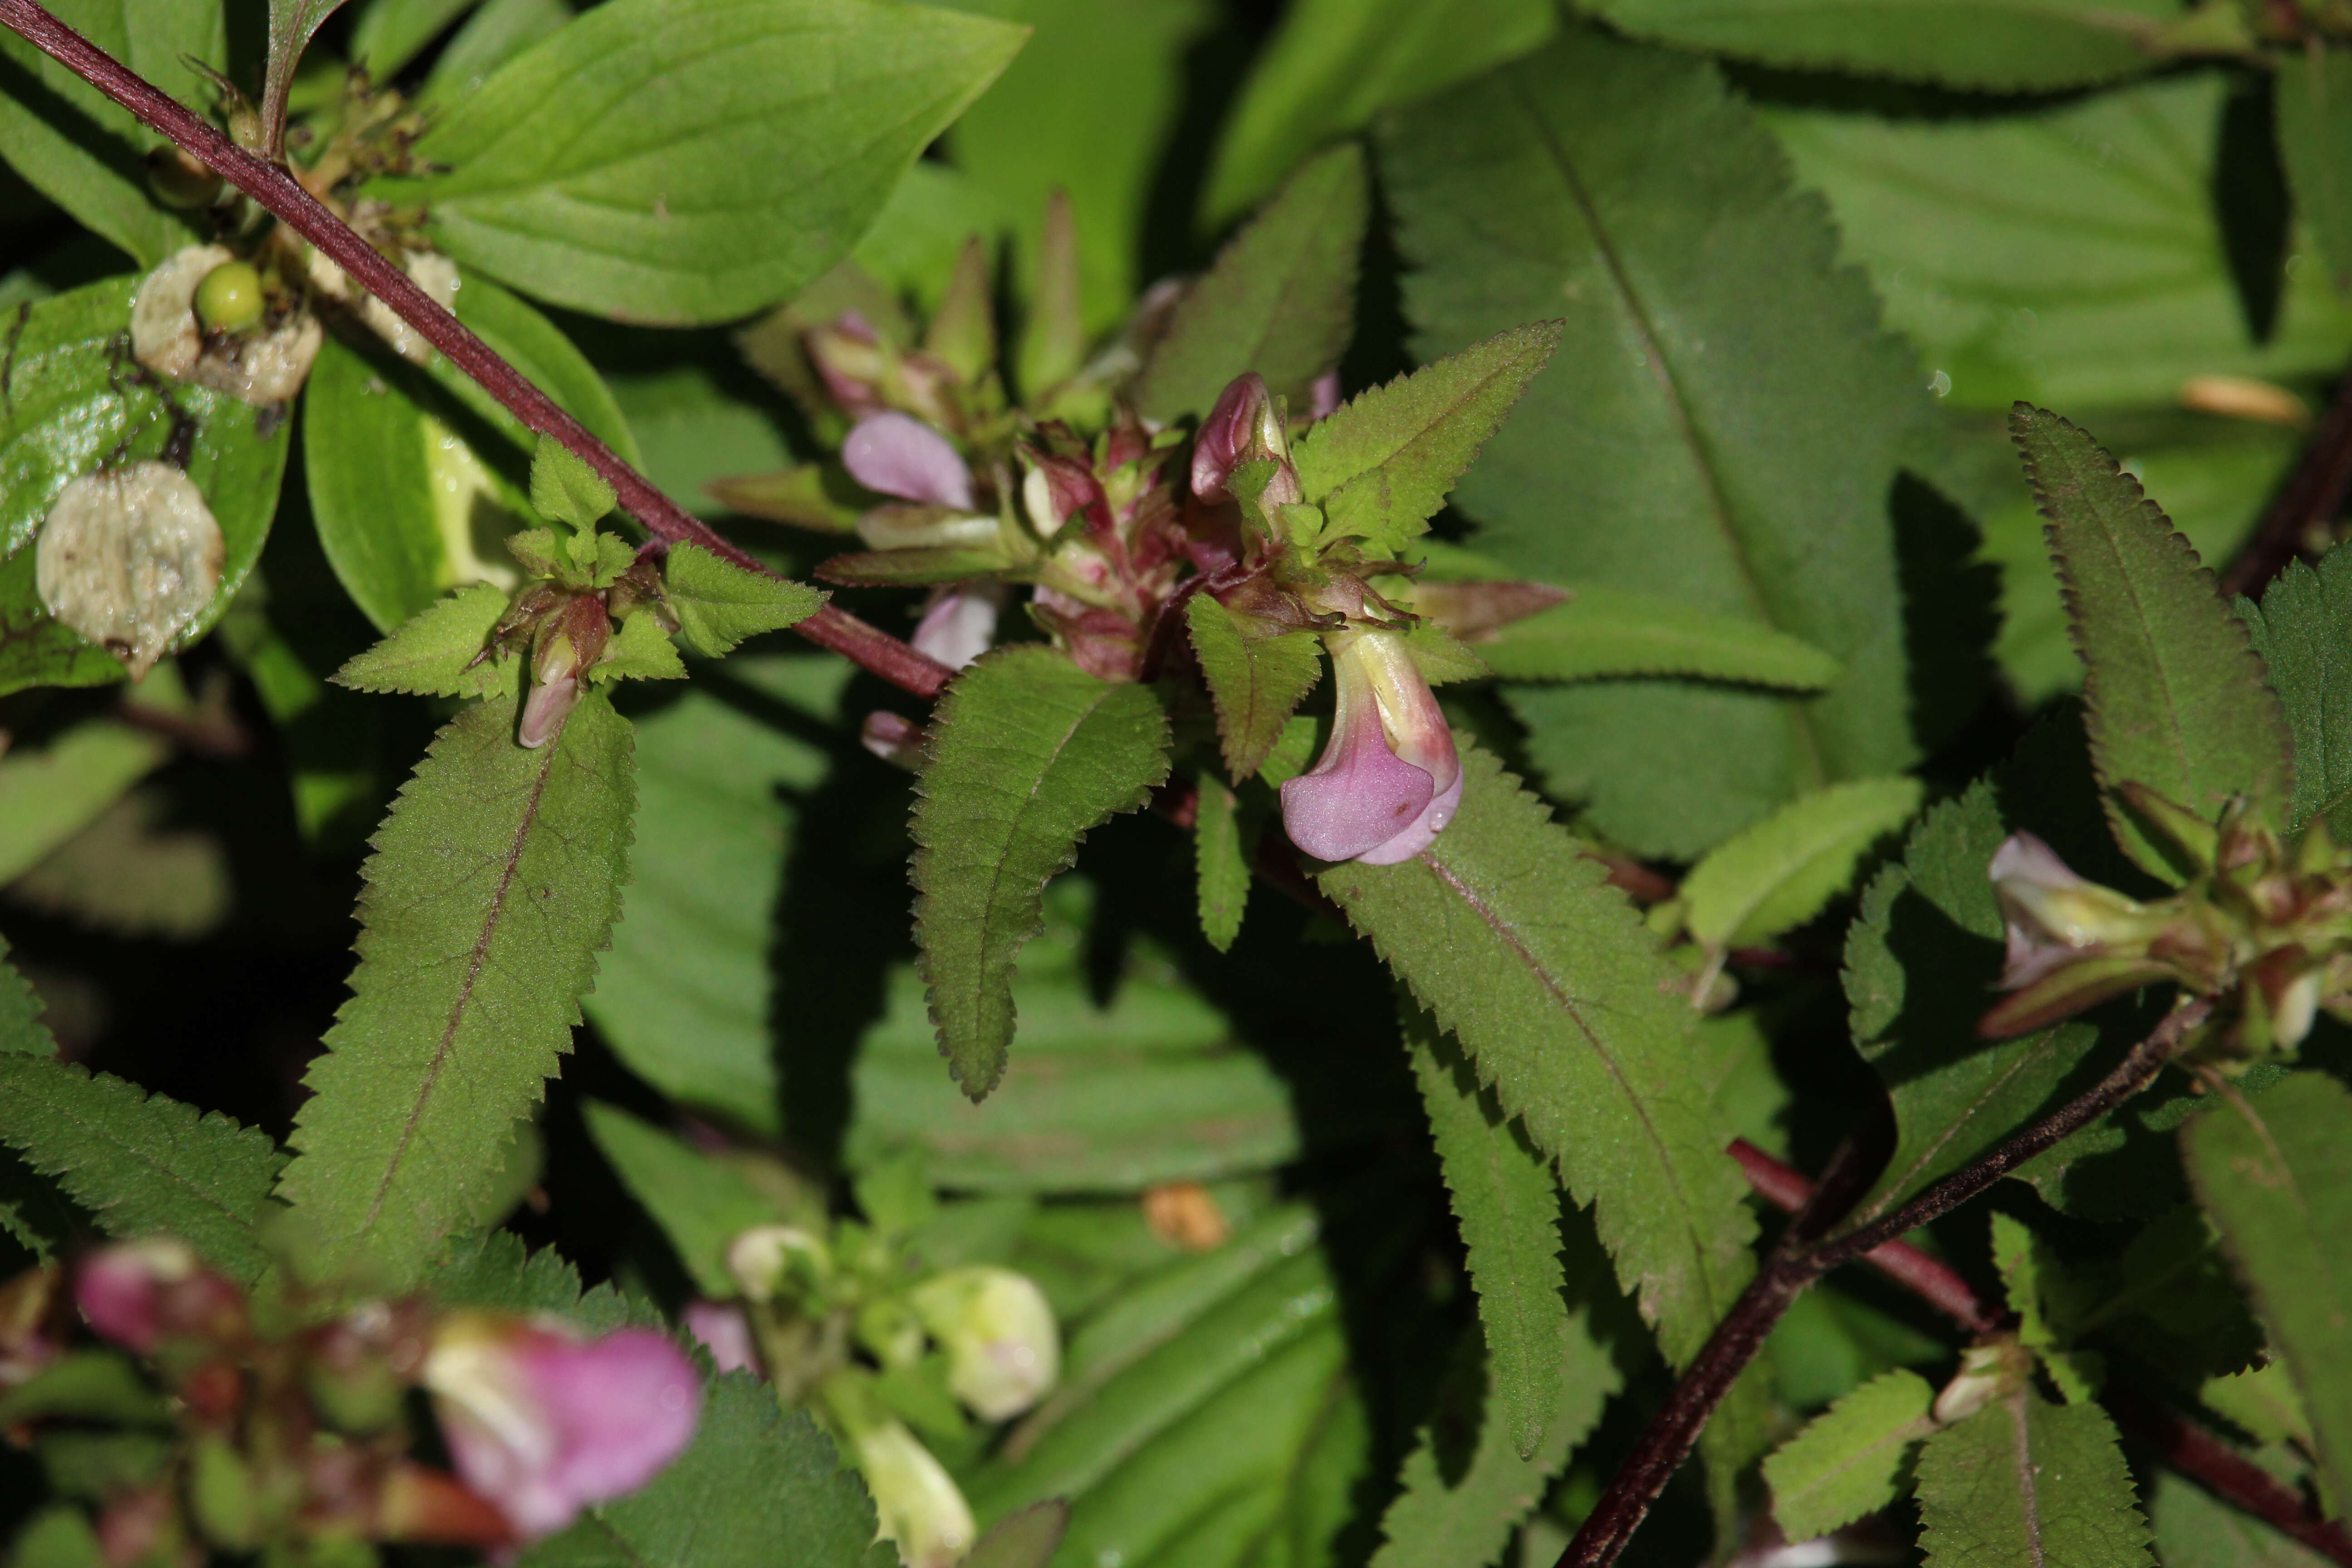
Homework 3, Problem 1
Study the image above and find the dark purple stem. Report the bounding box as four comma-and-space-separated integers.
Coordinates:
0, 0, 952, 701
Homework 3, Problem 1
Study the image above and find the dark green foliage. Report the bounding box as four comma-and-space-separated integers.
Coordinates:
1186, 595, 1321, 783
2240, 547, 2352, 838
1914, 1390, 2153, 1567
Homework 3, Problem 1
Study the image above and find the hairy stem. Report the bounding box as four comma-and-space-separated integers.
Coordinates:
2221, 363, 2352, 598
1556, 995, 2214, 1568
0, 0, 953, 701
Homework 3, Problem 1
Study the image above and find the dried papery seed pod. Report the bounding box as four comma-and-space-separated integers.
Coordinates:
36, 461, 225, 678
132, 245, 322, 405
307, 244, 459, 366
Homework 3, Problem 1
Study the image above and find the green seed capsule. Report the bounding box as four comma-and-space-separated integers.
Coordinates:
192, 260, 265, 334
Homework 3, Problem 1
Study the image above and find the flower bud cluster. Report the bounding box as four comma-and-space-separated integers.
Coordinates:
689, 1203, 1061, 1568
1984, 787, 2352, 1053
0, 1238, 700, 1558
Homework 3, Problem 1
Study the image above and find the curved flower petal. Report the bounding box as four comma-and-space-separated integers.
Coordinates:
909, 1267, 1059, 1422
843, 413, 974, 510
1281, 645, 1435, 862
911, 584, 1004, 671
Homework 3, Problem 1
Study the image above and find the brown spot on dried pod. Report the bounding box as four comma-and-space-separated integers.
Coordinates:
35, 461, 225, 679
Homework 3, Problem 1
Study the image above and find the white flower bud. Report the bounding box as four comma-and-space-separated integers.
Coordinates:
726, 1225, 831, 1304
909, 1266, 1059, 1422
36, 461, 223, 679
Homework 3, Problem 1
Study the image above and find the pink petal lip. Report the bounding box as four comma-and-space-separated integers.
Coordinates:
1356, 768, 1463, 866
1280, 698, 1436, 862
843, 413, 975, 511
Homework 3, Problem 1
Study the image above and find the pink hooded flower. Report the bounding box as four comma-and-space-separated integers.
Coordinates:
423, 1312, 701, 1540
1191, 373, 1300, 510
1987, 833, 2166, 988
1281, 632, 1461, 865
842, 413, 974, 512
74, 1238, 243, 1355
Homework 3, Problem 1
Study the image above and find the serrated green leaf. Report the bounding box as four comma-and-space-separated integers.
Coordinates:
848, 879, 1302, 1192
581, 1100, 782, 1298
0, 278, 289, 697
0, 1055, 282, 1282
331, 583, 513, 698
0, 718, 168, 884
2240, 547, 2352, 839
1318, 743, 1755, 1377
529, 436, 616, 529
1131, 143, 1368, 425
389, 0, 1026, 326
2280, 47, 2352, 300
1384, 30, 1921, 858
1915, 1389, 2154, 1568
0, 0, 219, 266
520, 1374, 878, 1568
1369, 1316, 1617, 1568
1403, 1008, 1568, 1460
1583, 0, 2179, 91
427, 1228, 653, 1333
1768, 77, 2352, 413
277, 688, 636, 1289
1186, 594, 1323, 783
1192, 770, 1250, 954
306, 274, 639, 633
1200, 0, 1555, 229
0, 933, 50, 1058
1683, 777, 1921, 951
2183, 1072, 2352, 1518
910, 647, 1171, 1100
1989, 1211, 2100, 1404
2014, 406, 2292, 877
1763, 1367, 1935, 1542
1475, 587, 1842, 691
1293, 322, 1560, 555
593, 611, 687, 683
663, 543, 825, 657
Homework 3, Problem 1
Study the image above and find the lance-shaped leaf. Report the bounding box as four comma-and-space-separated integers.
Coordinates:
1403, 1007, 1569, 1459
333, 585, 514, 699
383, 0, 1027, 325
1681, 777, 1922, 951
581, 1101, 784, 1298
1318, 743, 1755, 1373
1370, 1316, 1617, 1568
1764, 1368, 1934, 1542
0, 279, 290, 698
277, 689, 636, 1288
1474, 588, 1842, 690
0, 1055, 283, 1283
1914, 1388, 2154, 1567
0, 934, 48, 1056
662, 544, 825, 657
815, 546, 1014, 589
2015, 406, 2292, 878
1584, 0, 2185, 92
1383, 32, 1922, 858
1132, 143, 1369, 424
2270, 48, 2352, 299
1186, 595, 1323, 782
0, 0, 221, 265
1192, 770, 1251, 954
2183, 1072, 2352, 1516
265, 1, 349, 154
2241, 544, 2352, 839
1293, 323, 1562, 555
911, 647, 1171, 1099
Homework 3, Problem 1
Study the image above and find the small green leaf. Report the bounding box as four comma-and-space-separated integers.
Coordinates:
1131, 143, 1368, 424
2014, 406, 2293, 877
911, 647, 1171, 1099
0, 933, 51, 1058
593, 611, 687, 683
332, 584, 513, 698
705, 464, 867, 533
1293, 322, 1562, 554
963, 1503, 1068, 1568
1681, 777, 1922, 951
814, 546, 1012, 588
391, 0, 1027, 325
1914, 1389, 2154, 1567
529, 436, 616, 529
581, 1101, 783, 1298
1185, 594, 1323, 783
0, 1353, 170, 1428
0, 718, 169, 884
5, 1505, 105, 1568
2183, 1072, 2352, 1517
1318, 744, 1756, 1378
1478, 588, 1842, 690
1192, 770, 1250, 954
0, 279, 289, 697
2239, 546, 2352, 838
1403, 1008, 1568, 1459
1990, 1211, 2099, 1404
663, 543, 826, 657
1586, 0, 2181, 91
2279, 47, 2352, 299
265, 1, 350, 150
0, 1055, 283, 1283
520, 1374, 879, 1568
1762, 1367, 1934, 1542
276, 688, 636, 1289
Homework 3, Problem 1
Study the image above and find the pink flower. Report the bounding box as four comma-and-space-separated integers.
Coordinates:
1281, 632, 1461, 865
74, 1238, 242, 1355
911, 583, 1004, 671
1191, 373, 1300, 509
1987, 833, 2163, 988
843, 413, 974, 512
681, 1300, 759, 1377
423, 1312, 701, 1540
